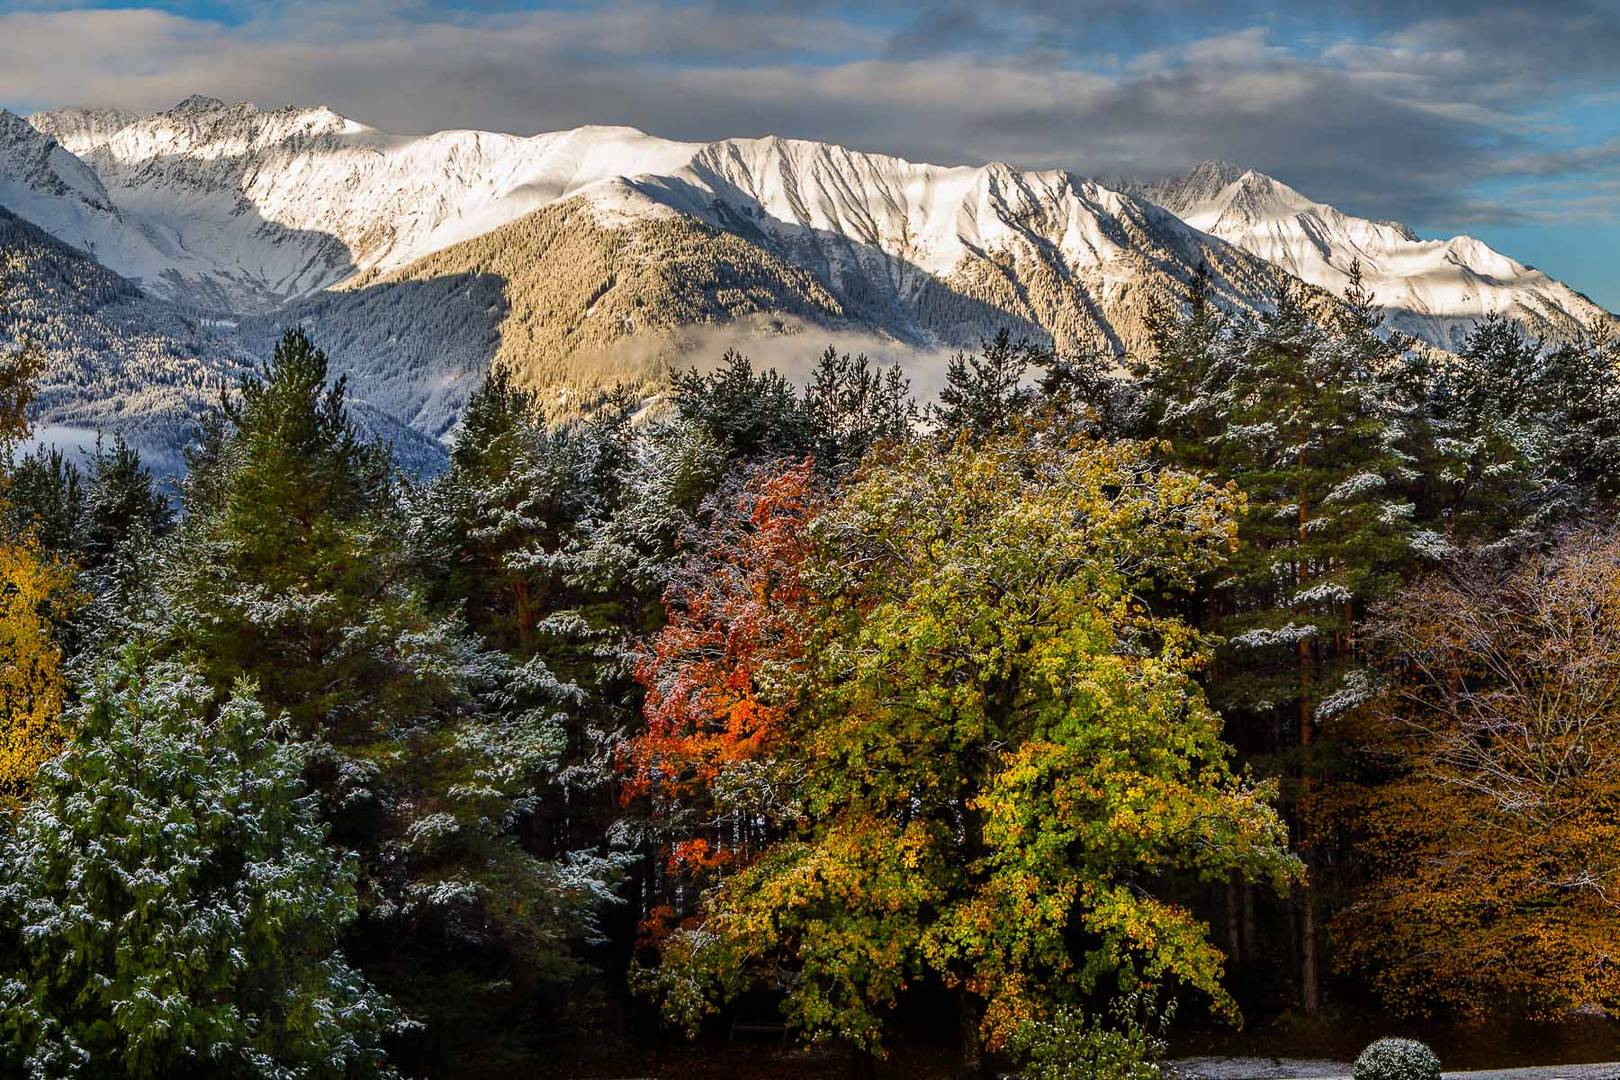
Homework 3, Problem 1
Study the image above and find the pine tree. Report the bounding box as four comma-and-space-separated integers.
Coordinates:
670, 349, 811, 463
1421, 315, 1554, 545
0, 653, 398, 1078
802, 346, 916, 473
3, 447, 85, 557
1140, 269, 1428, 1012
929, 329, 1046, 439
148, 331, 626, 1069
82, 435, 172, 572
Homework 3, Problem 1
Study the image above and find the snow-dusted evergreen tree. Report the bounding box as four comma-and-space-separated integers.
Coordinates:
1421, 315, 1559, 545
928, 329, 1126, 444
1144, 270, 1425, 725
81, 435, 173, 572
3, 447, 85, 556
0, 652, 397, 1079
929, 329, 1045, 440
134, 330, 626, 1068
407, 367, 648, 1002
669, 349, 812, 464
1422, 315, 1620, 545
415, 364, 635, 658
802, 346, 916, 474
1139, 268, 1429, 1013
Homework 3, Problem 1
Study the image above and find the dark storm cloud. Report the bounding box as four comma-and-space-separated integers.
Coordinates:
1, 1, 1616, 231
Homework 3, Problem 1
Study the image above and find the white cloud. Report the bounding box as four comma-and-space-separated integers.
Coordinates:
2, 0, 1617, 235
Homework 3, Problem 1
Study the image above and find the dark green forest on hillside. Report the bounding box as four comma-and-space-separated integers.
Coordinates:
4, 267, 1620, 1078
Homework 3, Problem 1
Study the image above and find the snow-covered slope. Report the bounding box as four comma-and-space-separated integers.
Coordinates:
0, 110, 219, 298
24, 97, 706, 311
15, 97, 1284, 331
236, 136, 1290, 433
609, 135, 1287, 351
26, 106, 141, 156
11, 98, 1610, 349
3, 96, 1614, 459
1136, 161, 1613, 347
0, 204, 444, 474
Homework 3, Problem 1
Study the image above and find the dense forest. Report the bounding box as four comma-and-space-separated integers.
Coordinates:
2, 263, 1620, 1078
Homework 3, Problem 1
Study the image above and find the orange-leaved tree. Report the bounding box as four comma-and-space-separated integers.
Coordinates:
625, 458, 822, 933
1330, 530, 1620, 1015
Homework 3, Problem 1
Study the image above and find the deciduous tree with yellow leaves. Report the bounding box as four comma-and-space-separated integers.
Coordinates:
0, 278, 78, 808
1330, 530, 1620, 1016
641, 429, 1301, 1073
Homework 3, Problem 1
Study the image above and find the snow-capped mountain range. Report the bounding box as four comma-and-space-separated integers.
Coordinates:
1131, 160, 1609, 348
0, 94, 1613, 460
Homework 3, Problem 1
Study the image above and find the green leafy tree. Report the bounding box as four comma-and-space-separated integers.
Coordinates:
0, 652, 397, 1078
647, 432, 1299, 1067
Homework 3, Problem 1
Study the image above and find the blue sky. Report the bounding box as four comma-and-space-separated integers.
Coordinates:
4, 0, 1618, 309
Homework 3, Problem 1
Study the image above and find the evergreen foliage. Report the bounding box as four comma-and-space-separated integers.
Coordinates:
3, 275, 1618, 1076
1352, 1039, 1441, 1080
0, 653, 397, 1079
135, 331, 628, 1070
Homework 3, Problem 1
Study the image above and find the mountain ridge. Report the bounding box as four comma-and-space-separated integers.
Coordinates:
16, 98, 1612, 342
1131, 160, 1610, 347
0, 96, 1613, 463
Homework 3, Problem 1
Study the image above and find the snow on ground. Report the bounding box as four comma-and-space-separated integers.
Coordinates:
1174, 1057, 1352, 1079
1172, 1059, 1620, 1080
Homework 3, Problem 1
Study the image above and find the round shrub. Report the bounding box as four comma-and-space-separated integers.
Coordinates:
1354, 1038, 1442, 1080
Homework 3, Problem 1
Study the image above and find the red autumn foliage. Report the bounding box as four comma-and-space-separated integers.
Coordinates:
623, 459, 822, 904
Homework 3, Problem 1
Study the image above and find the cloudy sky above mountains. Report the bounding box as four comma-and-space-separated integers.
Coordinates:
3, 0, 1618, 308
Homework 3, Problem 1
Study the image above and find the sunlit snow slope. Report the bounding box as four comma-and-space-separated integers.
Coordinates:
1137, 161, 1612, 347
1, 96, 1613, 461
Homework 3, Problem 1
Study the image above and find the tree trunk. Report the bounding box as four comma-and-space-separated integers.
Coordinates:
957, 988, 985, 1080
1225, 873, 1243, 968
1242, 881, 1257, 971
1296, 466, 1321, 1015
1301, 884, 1321, 1014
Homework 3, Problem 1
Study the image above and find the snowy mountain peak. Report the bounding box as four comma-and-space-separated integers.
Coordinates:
0, 110, 41, 144
1133, 161, 1611, 346
0, 109, 120, 219
1141, 160, 1248, 209
167, 94, 230, 115
2, 95, 1611, 350
25, 105, 142, 155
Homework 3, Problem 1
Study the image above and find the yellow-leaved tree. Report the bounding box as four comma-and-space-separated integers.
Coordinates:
0, 265, 79, 808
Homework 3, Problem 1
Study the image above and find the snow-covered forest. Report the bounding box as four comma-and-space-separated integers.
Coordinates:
3, 261, 1620, 1077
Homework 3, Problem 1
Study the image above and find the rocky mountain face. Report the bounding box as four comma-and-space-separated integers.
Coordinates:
0, 96, 1613, 463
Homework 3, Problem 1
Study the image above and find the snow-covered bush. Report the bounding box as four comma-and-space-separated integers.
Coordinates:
1006, 995, 1171, 1080
0, 653, 398, 1078
1353, 1038, 1441, 1080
